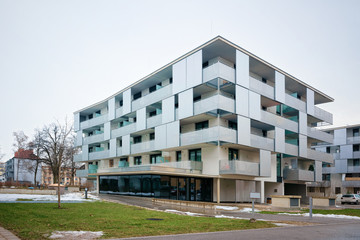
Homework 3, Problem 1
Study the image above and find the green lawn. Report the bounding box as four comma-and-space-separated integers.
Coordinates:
260, 209, 360, 217
0, 202, 275, 239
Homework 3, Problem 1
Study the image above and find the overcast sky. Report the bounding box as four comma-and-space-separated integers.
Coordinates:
0, 0, 359, 161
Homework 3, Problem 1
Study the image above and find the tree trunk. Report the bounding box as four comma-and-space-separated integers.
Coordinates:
58, 166, 61, 209
33, 162, 38, 186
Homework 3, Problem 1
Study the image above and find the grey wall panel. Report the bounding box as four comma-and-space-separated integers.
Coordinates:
155, 124, 167, 150
136, 108, 146, 131
237, 115, 250, 146
167, 121, 180, 148
306, 88, 314, 115
299, 134, 307, 158
275, 71, 285, 103
299, 111, 307, 135
275, 127, 285, 153
123, 89, 132, 115
236, 85, 249, 117
104, 122, 111, 140
249, 91, 261, 120
173, 59, 187, 94
179, 88, 193, 119
260, 150, 271, 177
340, 145, 353, 159
82, 145, 88, 161
236, 50, 249, 88
315, 161, 322, 182
74, 113, 80, 131
186, 50, 202, 88
109, 138, 116, 157
335, 159, 347, 173
334, 128, 347, 145
122, 134, 130, 155
162, 96, 175, 124
108, 97, 115, 121
76, 131, 83, 147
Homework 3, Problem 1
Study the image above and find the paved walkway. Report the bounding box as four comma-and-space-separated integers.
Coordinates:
0, 226, 20, 240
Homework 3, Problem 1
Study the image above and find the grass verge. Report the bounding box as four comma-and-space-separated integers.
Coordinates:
260, 209, 360, 217
0, 201, 275, 239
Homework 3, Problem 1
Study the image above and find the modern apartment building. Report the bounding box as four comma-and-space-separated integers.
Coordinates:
308, 124, 360, 196
74, 36, 334, 203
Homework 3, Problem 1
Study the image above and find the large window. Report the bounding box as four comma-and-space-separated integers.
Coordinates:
195, 121, 209, 131
189, 149, 201, 162
134, 156, 142, 165
354, 144, 360, 152
176, 151, 182, 162
133, 92, 142, 100
133, 136, 142, 144
354, 128, 359, 137
228, 121, 237, 130
150, 154, 162, 164
228, 148, 239, 160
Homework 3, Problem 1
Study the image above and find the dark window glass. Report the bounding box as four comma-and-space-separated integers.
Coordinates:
150, 133, 155, 140
195, 121, 209, 131
193, 96, 201, 102
119, 100, 123, 107
228, 148, 239, 160
353, 128, 359, 137
276, 154, 281, 178
169, 77, 173, 84
129, 175, 141, 196
141, 175, 152, 196
150, 154, 161, 164
149, 85, 156, 93
176, 151, 182, 162
202, 61, 209, 68
170, 177, 178, 200
134, 136, 142, 144
133, 92, 142, 100
335, 187, 341, 194
149, 110, 157, 117
119, 176, 129, 194
354, 159, 360, 166
228, 121, 237, 130
261, 77, 267, 83
134, 156, 142, 165
353, 145, 360, 152
178, 178, 187, 201
326, 147, 330, 153
189, 149, 201, 162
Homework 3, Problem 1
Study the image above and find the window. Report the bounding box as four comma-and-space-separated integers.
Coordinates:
150, 154, 161, 164
169, 77, 173, 84
354, 128, 359, 137
322, 174, 330, 181
228, 148, 238, 161
193, 96, 201, 102
133, 92, 142, 100
119, 100, 123, 107
228, 121, 237, 130
326, 147, 331, 153
195, 121, 209, 131
95, 110, 101, 117
261, 77, 267, 83
133, 136, 142, 144
335, 187, 341, 194
134, 156, 142, 165
149, 85, 157, 93
189, 149, 201, 162
202, 61, 209, 68
149, 110, 157, 117
353, 144, 360, 152
109, 159, 114, 168
262, 130, 267, 137
150, 133, 155, 140
119, 139, 122, 147
320, 187, 325, 193
176, 151, 182, 162
354, 159, 360, 166
308, 187, 315, 193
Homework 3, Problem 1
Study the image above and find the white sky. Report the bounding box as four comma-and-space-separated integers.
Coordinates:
1, 0, 359, 161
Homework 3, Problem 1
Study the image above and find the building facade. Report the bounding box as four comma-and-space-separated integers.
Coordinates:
74, 36, 334, 203
0, 162, 5, 182
309, 124, 360, 196
41, 166, 81, 186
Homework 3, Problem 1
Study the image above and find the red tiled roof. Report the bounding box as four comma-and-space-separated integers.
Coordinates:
14, 149, 39, 160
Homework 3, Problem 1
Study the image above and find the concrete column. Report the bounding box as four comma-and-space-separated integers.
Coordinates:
96, 175, 100, 194
217, 178, 220, 204
260, 181, 265, 204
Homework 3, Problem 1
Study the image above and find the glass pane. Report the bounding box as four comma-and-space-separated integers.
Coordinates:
170, 177, 178, 200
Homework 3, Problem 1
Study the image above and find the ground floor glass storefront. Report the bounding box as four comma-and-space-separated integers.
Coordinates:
99, 174, 213, 202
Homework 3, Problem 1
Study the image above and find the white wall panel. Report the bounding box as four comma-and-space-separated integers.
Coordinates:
123, 89, 132, 115
260, 150, 271, 177
109, 138, 116, 157
315, 161, 322, 182
82, 145, 88, 161
122, 134, 130, 155
334, 128, 347, 145
340, 145, 353, 159
249, 91, 261, 120
299, 111, 307, 135
237, 115, 250, 146
104, 122, 111, 140
299, 134, 307, 157
179, 89, 193, 119
236, 85, 249, 117
74, 113, 80, 131
173, 59, 187, 94
306, 88, 314, 115
186, 50, 202, 88
275, 71, 285, 103
136, 108, 146, 131
167, 121, 180, 148
108, 97, 115, 121
162, 96, 175, 124
275, 127, 285, 153
76, 131, 82, 147
236, 50, 249, 88
155, 124, 167, 150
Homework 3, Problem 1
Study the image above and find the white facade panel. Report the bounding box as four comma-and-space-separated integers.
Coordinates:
237, 115, 250, 146
275, 127, 285, 153
123, 89, 132, 115
260, 150, 271, 177
122, 135, 130, 156
236, 85, 249, 117
249, 91, 261, 120
82, 145, 88, 161
236, 50, 249, 88
315, 160, 322, 182
186, 50, 202, 88
173, 59, 187, 94
155, 125, 167, 150
74, 113, 80, 131
299, 134, 307, 158
76, 131, 82, 147
179, 88, 193, 119
275, 71, 285, 103
109, 138, 116, 157
104, 122, 111, 140
306, 88, 314, 115
167, 121, 180, 148
299, 111, 307, 135
162, 96, 175, 124
108, 97, 115, 121
334, 128, 347, 145
340, 145, 353, 159
136, 108, 146, 131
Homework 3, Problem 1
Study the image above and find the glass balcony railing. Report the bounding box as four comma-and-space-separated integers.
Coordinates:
219, 159, 259, 176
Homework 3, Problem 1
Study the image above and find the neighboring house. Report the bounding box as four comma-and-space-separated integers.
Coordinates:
309, 124, 360, 196
41, 165, 81, 186
5, 149, 42, 184
73, 36, 334, 203
0, 162, 5, 182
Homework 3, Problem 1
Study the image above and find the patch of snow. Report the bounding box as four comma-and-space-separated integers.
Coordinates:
164, 209, 202, 216
239, 207, 260, 213
49, 231, 103, 239
278, 212, 360, 220
273, 223, 294, 227
215, 215, 247, 220
0, 193, 99, 202
215, 206, 238, 210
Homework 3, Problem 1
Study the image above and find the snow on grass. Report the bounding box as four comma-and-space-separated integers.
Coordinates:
164, 209, 203, 216
49, 231, 103, 239
278, 212, 360, 220
239, 207, 260, 213
215, 206, 238, 211
273, 223, 295, 227
215, 215, 247, 220
0, 192, 99, 202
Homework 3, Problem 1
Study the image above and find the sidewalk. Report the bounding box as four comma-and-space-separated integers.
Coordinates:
0, 226, 20, 240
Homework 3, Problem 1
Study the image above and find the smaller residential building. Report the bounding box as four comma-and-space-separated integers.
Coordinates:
41, 166, 81, 186
0, 162, 5, 182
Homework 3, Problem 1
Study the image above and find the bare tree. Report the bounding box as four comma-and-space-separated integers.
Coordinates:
27, 131, 44, 186
0, 146, 4, 161
63, 134, 81, 186
12, 131, 29, 182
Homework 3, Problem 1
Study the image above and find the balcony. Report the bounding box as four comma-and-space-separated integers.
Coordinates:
250, 134, 274, 151
97, 160, 203, 174
132, 84, 172, 111
203, 62, 235, 83
147, 114, 162, 129
307, 149, 333, 162
219, 159, 259, 176
307, 127, 333, 143
284, 94, 306, 112
285, 143, 298, 156
313, 106, 333, 124
181, 126, 236, 146
115, 107, 123, 119
73, 154, 83, 162
76, 165, 97, 178
249, 77, 274, 99
80, 114, 108, 130
116, 147, 122, 157
194, 94, 235, 115
88, 150, 110, 161
347, 136, 360, 144
261, 110, 298, 133
342, 178, 360, 187
306, 181, 331, 187
283, 168, 314, 182
347, 166, 360, 173
354, 151, 360, 158
131, 140, 155, 154
83, 133, 104, 145
111, 122, 136, 138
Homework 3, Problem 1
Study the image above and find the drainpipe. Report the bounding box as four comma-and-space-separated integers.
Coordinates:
217, 177, 220, 204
